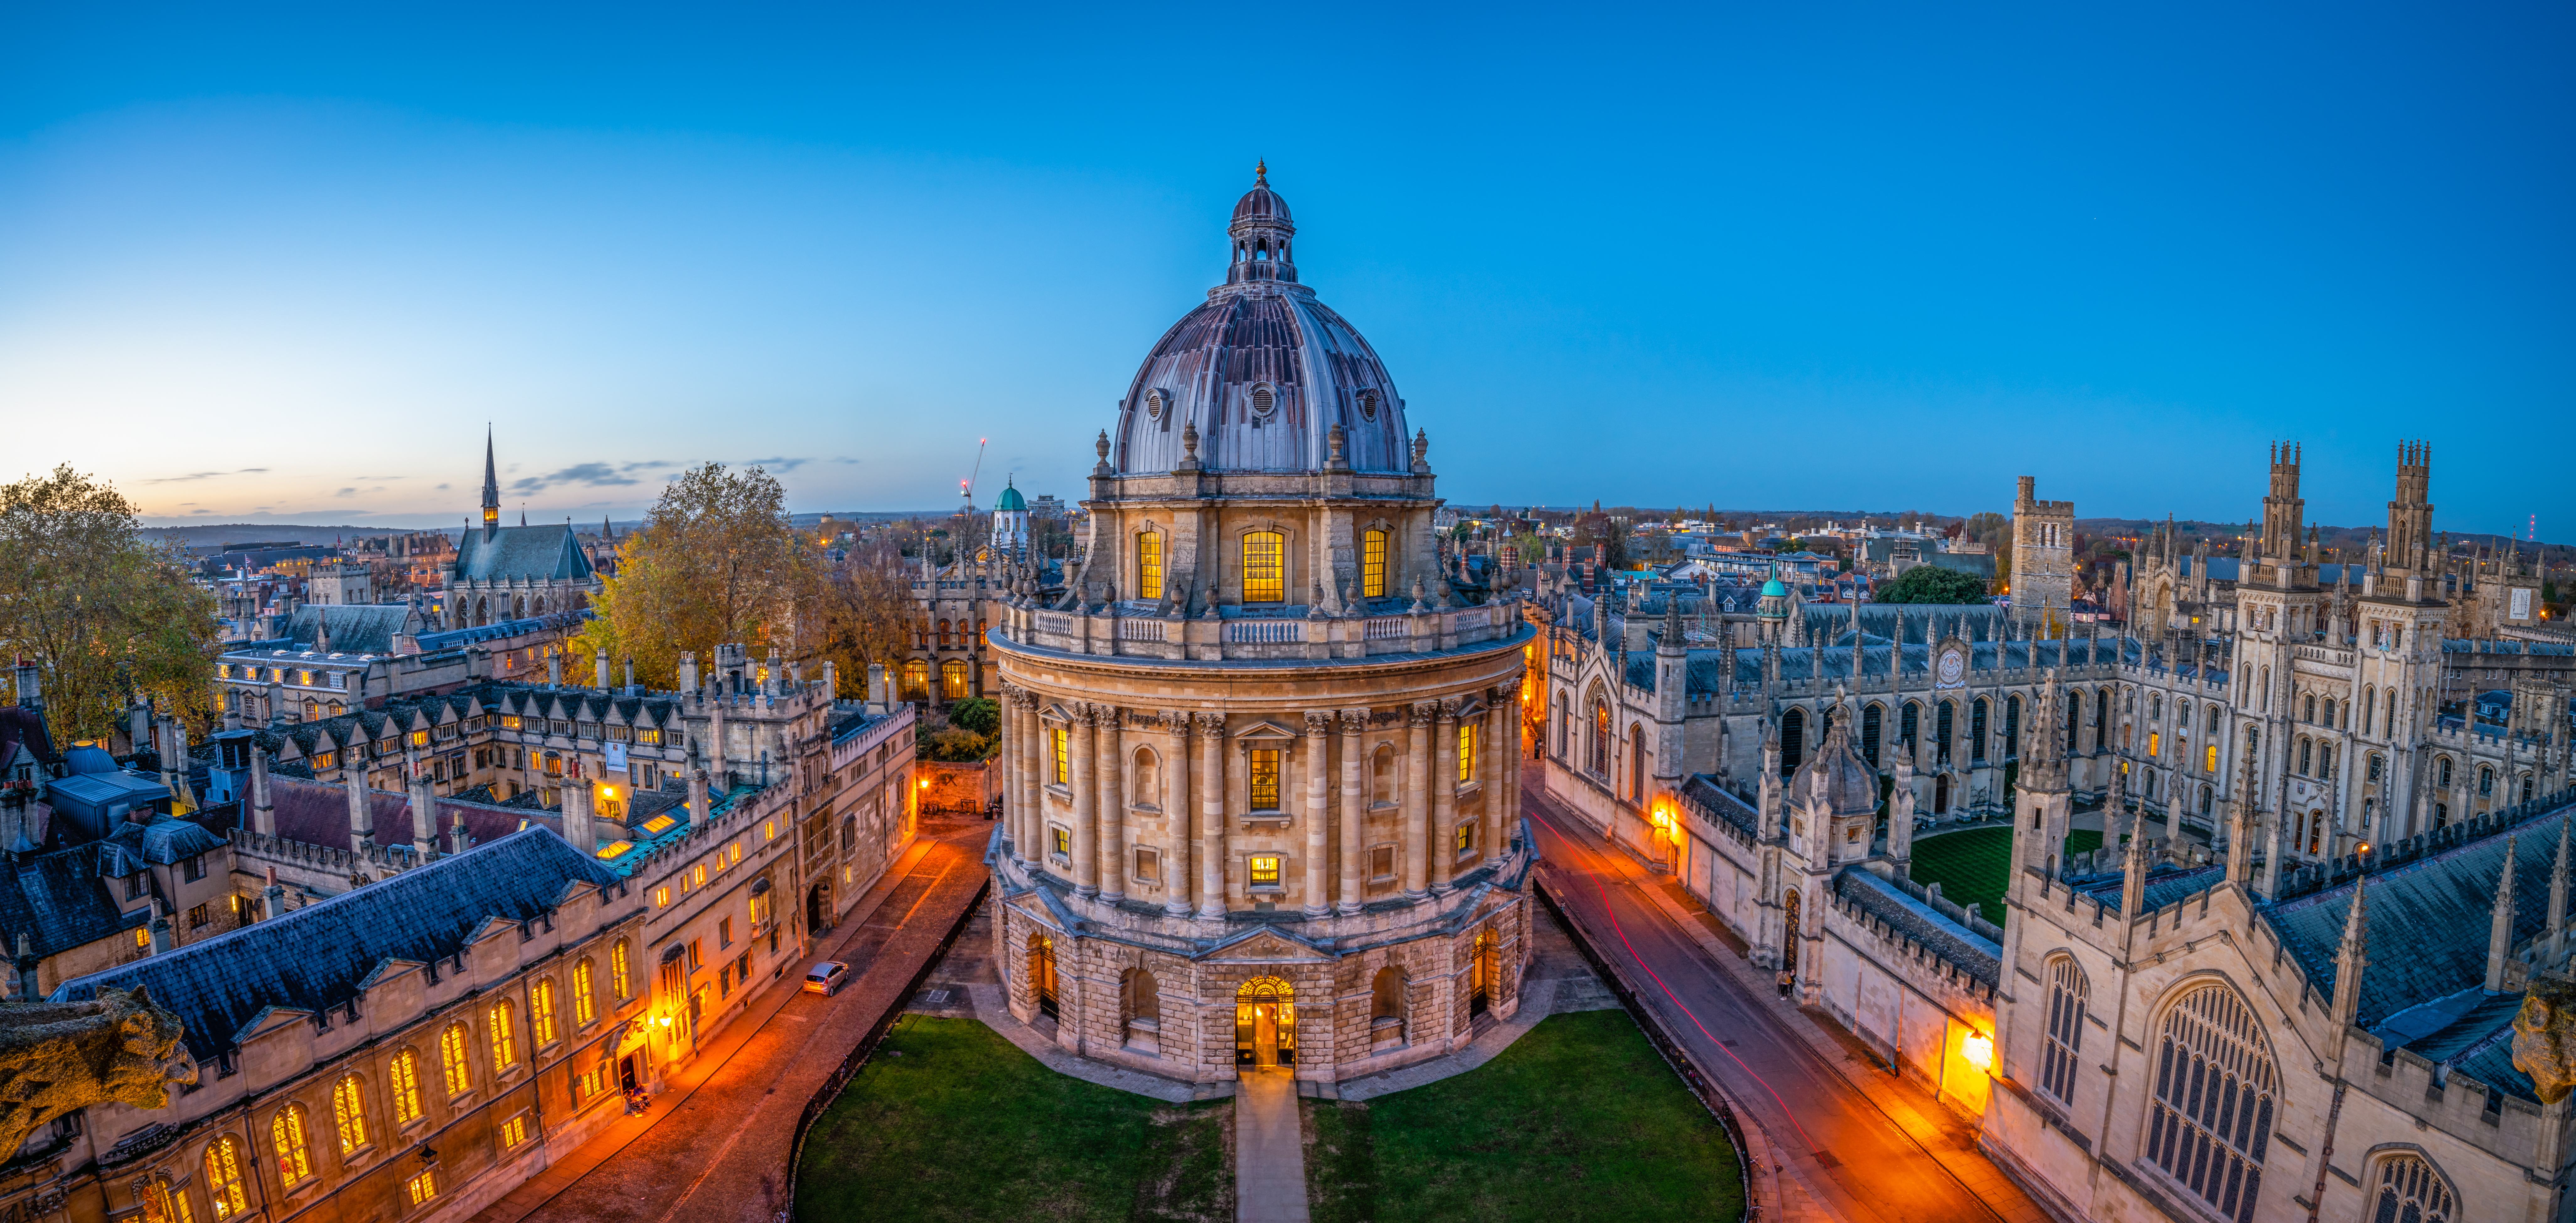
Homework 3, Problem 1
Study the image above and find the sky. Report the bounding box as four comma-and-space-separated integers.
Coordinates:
1, 3, 2569, 539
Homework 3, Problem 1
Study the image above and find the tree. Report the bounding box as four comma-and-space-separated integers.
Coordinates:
804, 557, 915, 699
949, 697, 1000, 737
0, 466, 218, 743
581, 463, 811, 689
1877, 565, 1990, 605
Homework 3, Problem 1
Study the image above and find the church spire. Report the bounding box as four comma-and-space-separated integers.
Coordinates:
481, 427, 501, 541
2487, 836, 2520, 992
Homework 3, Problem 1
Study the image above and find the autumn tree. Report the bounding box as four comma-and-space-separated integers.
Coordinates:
582, 463, 813, 689
0, 466, 219, 743
804, 555, 916, 698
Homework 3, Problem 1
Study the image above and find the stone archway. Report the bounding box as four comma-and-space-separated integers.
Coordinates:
806, 880, 832, 934
1030, 933, 1059, 1022
1782, 889, 1802, 977
1234, 976, 1295, 1068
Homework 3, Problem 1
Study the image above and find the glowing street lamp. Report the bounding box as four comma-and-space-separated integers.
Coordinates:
1960, 1030, 1995, 1074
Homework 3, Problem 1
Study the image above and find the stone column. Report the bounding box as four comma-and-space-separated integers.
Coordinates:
1303, 712, 1332, 917
1197, 713, 1229, 918
1431, 699, 1458, 893
1485, 689, 1510, 866
1072, 705, 1098, 897
1099, 707, 1126, 904
1164, 713, 1194, 917
1404, 702, 1433, 898
1017, 691, 1042, 863
1337, 709, 1366, 915
999, 683, 1023, 861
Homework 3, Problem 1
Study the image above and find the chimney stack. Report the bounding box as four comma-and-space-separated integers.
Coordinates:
596, 652, 611, 690
9, 660, 37, 712
409, 761, 437, 858
867, 664, 889, 715
561, 779, 595, 856
250, 748, 277, 837
346, 766, 373, 853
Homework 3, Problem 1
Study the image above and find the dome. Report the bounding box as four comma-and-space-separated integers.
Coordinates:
993, 480, 1026, 513
1761, 575, 1789, 598
1110, 167, 1413, 477
1797, 711, 1878, 816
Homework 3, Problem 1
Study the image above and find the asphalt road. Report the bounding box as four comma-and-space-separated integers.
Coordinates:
1524, 775, 2042, 1223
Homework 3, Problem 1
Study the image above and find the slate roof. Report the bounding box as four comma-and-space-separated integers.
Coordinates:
1727, 636, 2138, 686
1682, 774, 1762, 839
0, 840, 147, 961
452, 523, 595, 584
284, 604, 419, 654
1832, 867, 2001, 987
248, 776, 573, 854
415, 609, 590, 653
102, 816, 226, 866
52, 828, 623, 1062
0, 707, 57, 771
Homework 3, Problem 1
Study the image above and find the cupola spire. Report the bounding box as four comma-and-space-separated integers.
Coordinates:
481, 426, 501, 541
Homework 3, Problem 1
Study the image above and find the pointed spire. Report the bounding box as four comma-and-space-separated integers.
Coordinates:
480, 426, 501, 539
2488, 836, 2520, 992
2329, 875, 2371, 1047
2118, 764, 2150, 918
2552, 818, 2571, 963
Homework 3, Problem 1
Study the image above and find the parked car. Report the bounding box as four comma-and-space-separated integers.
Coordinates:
804, 961, 850, 996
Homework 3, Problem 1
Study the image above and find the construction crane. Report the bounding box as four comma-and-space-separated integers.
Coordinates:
960, 437, 988, 515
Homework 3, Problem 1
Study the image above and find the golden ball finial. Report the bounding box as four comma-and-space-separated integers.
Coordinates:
1255, 158, 1268, 185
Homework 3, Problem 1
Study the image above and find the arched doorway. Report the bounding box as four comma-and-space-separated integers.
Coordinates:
1030, 933, 1059, 1022
1781, 889, 1802, 977
1234, 977, 1295, 1068
1469, 930, 1498, 1017
806, 880, 831, 934
1934, 773, 1950, 814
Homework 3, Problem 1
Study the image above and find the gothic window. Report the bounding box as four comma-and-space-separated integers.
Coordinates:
2259, 668, 2270, 712
575, 958, 597, 1026
2144, 983, 2275, 1221
440, 1022, 473, 1095
1628, 725, 1646, 802
2384, 688, 2398, 738
333, 1073, 369, 1154
1137, 531, 1163, 601
1778, 707, 1804, 776
204, 1136, 249, 1217
2064, 702, 2079, 754
2303, 694, 2317, 723
2368, 754, 2384, 783
2479, 767, 2494, 797
532, 978, 559, 1046
271, 1103, 314, 1185
2040, 957, 2087, 1105
2437, 758, 2452, 788
1899, 702, 1919, 750
2150, 694, 2162, 723
2205, 705, 2220, 735
1972, 698, 1989, 762
1935, 701, 1954, 760
2319, 745, 2333, 780
2369, 1154, 2456, 1223
2298, 739, 2311, 776
901, 660, 929, 700
1862, 705, 1883, 768
2523, 775, 2536, 804
2005, 695, 2021, 758
941, 659, 970, 701
1363, 529, 1389, 599
2200, 785, 2214, 816
2097, 689, 2111, 748
1242, 531, 1285, 603
936, 619, 952, 649
389, 1049, 423, 1123
1591, 700, 1613, 778
489, 1000, 519, 1072
2322, 699, 2336, 728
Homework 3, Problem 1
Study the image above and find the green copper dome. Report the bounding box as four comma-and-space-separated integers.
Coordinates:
1761, 575, 1788, 598
994, 479, 1026, 512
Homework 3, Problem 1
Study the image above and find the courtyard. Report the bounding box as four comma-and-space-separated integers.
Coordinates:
1905, 825, 2105, 919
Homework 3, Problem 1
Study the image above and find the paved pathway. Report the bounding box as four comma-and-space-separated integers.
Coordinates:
1234, 1069, 1310, 1223
472, 816, 995, 1223
1525, 764, 2057, 1223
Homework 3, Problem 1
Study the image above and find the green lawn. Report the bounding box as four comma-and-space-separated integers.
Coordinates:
1305, 1010, 1745, 1223
794, 1016, 1232, 1223
1906, 826, 2104, 920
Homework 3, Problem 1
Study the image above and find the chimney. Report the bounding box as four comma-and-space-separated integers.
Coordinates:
561, 779, 595, 856
679, 652, 700, 695
624, 657, 637, 696
9, 660, 37, 712
867, 664, 889, 715
689, 766, 711, 823
263, 866, 285, 920
710, 700, 729, 790
11, 932, 36, 1001
250, 748, 276, 837
548, 651, 563, 687
596, 652, 611, 690
148, 902, 174, 955
346, 766, 373, 852
409, 762, 437, 858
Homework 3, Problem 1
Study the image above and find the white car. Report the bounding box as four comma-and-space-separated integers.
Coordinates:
804, 962, 850, 996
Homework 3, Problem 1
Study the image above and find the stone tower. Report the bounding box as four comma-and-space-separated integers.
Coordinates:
2010, 476, 2074, 631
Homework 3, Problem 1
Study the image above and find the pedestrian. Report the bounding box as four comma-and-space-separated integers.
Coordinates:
1776, 969, 1793, 999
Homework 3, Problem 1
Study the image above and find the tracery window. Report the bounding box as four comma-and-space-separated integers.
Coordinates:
1899, 702, 1919, 750
1362, 529, 1388, 599
439, 1022, 473, 1096
489, 1001, 518, 1072
2369, 1154, 2456, 1223
1591, 700, 1612, 778
901, 660, 928, 700
2144, 984, 2275, 1221
204, 1137, 249, 1217
1971, 698, 1988, 762
2040, 957, 2087, 1105
575, 958, 598, 1026
332, 1074, 368, 1154
1242, 531, 1285, 603
941, 659, 970, 701
1863, 705, 1884, 768
532, 978, 560, 1046
1777, 707, 1804, 776
271, 1104, 313, 1185
1137, 531, 1164, 601
389, 1049, 424, 1123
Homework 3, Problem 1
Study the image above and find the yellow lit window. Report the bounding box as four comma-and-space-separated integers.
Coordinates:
730, 842, 742, 866
271, 1104, 313, 1185
764, 818, 776, 840
332, 1074, 368, 1154
612, 941, 631, 998
204, 1137, 249, 1218
1243, 531, 1285, 603
1138, 531, 1164, 601
1458, 723, 1478, 783
1051, 826, 1071, 857
901, 659, 928, 700
532, 979, 559, 1046
1249, 854, 1283, 888
389, 1050, 423, 1123
2205, 744, 2219, 773
575, 959, 597, 1025
2148, 732, 2160, 758
692, 863, 707, 887
576, 1066, 607, 1104
500, 1113, 530, 1147
489, 1001, 518, 1072
1363, 529, 1387, 599
501, 715, 522, 731
1051, 727, 1069, 784
1457, 822, 1475, 852
641, 814, 676, 835
654, 886, 672, 907
1248, 748, 1281, 810
404, 1169, 437, 1207
135, 927, 151, 950
439, 1023, 472, 1096
941, 658, 970, 700
410, 730, 430, 747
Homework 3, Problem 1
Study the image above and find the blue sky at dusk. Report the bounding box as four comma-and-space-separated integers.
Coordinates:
2, 3, 2568, 537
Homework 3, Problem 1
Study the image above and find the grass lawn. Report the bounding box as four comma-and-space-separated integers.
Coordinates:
794, 1016, 1232, 1223
1906, 826, 2105, 919
1305, 1010, 1745, 1223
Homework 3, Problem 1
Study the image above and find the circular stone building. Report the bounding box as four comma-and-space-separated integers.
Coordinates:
987, 168, 1533, 1086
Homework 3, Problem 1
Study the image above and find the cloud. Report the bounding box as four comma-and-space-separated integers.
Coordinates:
509, 462, 644, 494
621, 460, 676, 472
742, 456, 813, 472
190, 509, 211, 515
145, 467, 268, 485
436, 483, 451, 491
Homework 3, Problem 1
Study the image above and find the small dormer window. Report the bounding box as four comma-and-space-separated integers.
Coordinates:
1248, 384, 1276, 420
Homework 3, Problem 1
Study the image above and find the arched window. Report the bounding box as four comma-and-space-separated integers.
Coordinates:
2005, 695, 2021, 757
2298, 739, 2311, 776
1899, 702, 1920, 751
332, 1074, 369, 1154
1137, 531, 1164, 601
204, 1136, 249, 1218
2098, 689, 2113, 749
439, 1022, 473, 1096
271, 1104, 313, 1185
2479, 766, 2494, 798
900, 660, 929, 700
2150, 693, 2163, 722
941, 659, 970, 701
2205, 705, 2220, 735
1362, 529, 1389, 599
1862, 705, 1883, 768
935, 619, 952, 649
1627, 725, 1646, 802
2369, 1154, 2456, 1223
1552, 693, 1568, 759
1972, 698, 1989, 762
2524, 775, 2536, 804
1242, 531, 1285, 603
2322, 698, 2336, 728
532, 978, 559, 1046
488, 1000, 519, 1073
1936, 701, 1955, 760
2200, 785, 2213, 816
2145, 983, 2276, 1221
1779, 707, 1805, 776
1131, 748, 1159, 807
2437, 758, 2452, 788
2259, 667, 2270, 712
389, 1049, 423, 1123
2041, 957, 2088, 1105
575, 958, 597, 1026
2384, 688, 2398, 737
1589, 700, 1611, 777
612, 940, 632, 998
2303, 694, 2316, 723
2318, 745, 2333, 782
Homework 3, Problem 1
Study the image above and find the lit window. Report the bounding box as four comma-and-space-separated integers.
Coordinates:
2147, 731, 2159, 759
409, 730, 430, 748
489, 1001, 518, 1072
612, 941, 631, 998
1138, 531, 1164, 601
1363, 529, 1388, 598
389, 1050, 423, 1123
692, 864, 707, 887
332, 1074, 368, 1154
1456, 822, 1475, 853
1248, 748, 1281, 810
204, 1137, 249, 1217
1051, 826, 1071, 858
532, 979, 559, 1046
1248, 855, 1283, 888
135, 927, 151, 950
404, 1168, 437, 1207
2205, 744, 2218, 773
654, 886, 672, 907
1458, 723, 1478, 783
500, 1113, 530, 1147
270, 1104, 313, 1185
501, 715, 522, 731
575, 959, 597, 1025
764, 819, 776, 840
1051, 727, 1070, 784
439, 1023, 473, 1096
730, 842, 742, 866
1243, 531, 1285, 603
640, 814, 676, 835
941, 659, 970, 700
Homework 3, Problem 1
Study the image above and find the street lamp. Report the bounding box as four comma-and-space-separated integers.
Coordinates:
1960, 1030, 1995, 1074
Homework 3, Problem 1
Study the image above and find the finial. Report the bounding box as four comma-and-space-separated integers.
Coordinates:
1255, 158, 1268, 185
1182, 420, 1200, 458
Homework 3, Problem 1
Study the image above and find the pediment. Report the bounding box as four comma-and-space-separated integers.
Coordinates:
1232, 720, 1299, 742
1205, 929, 1328, 963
